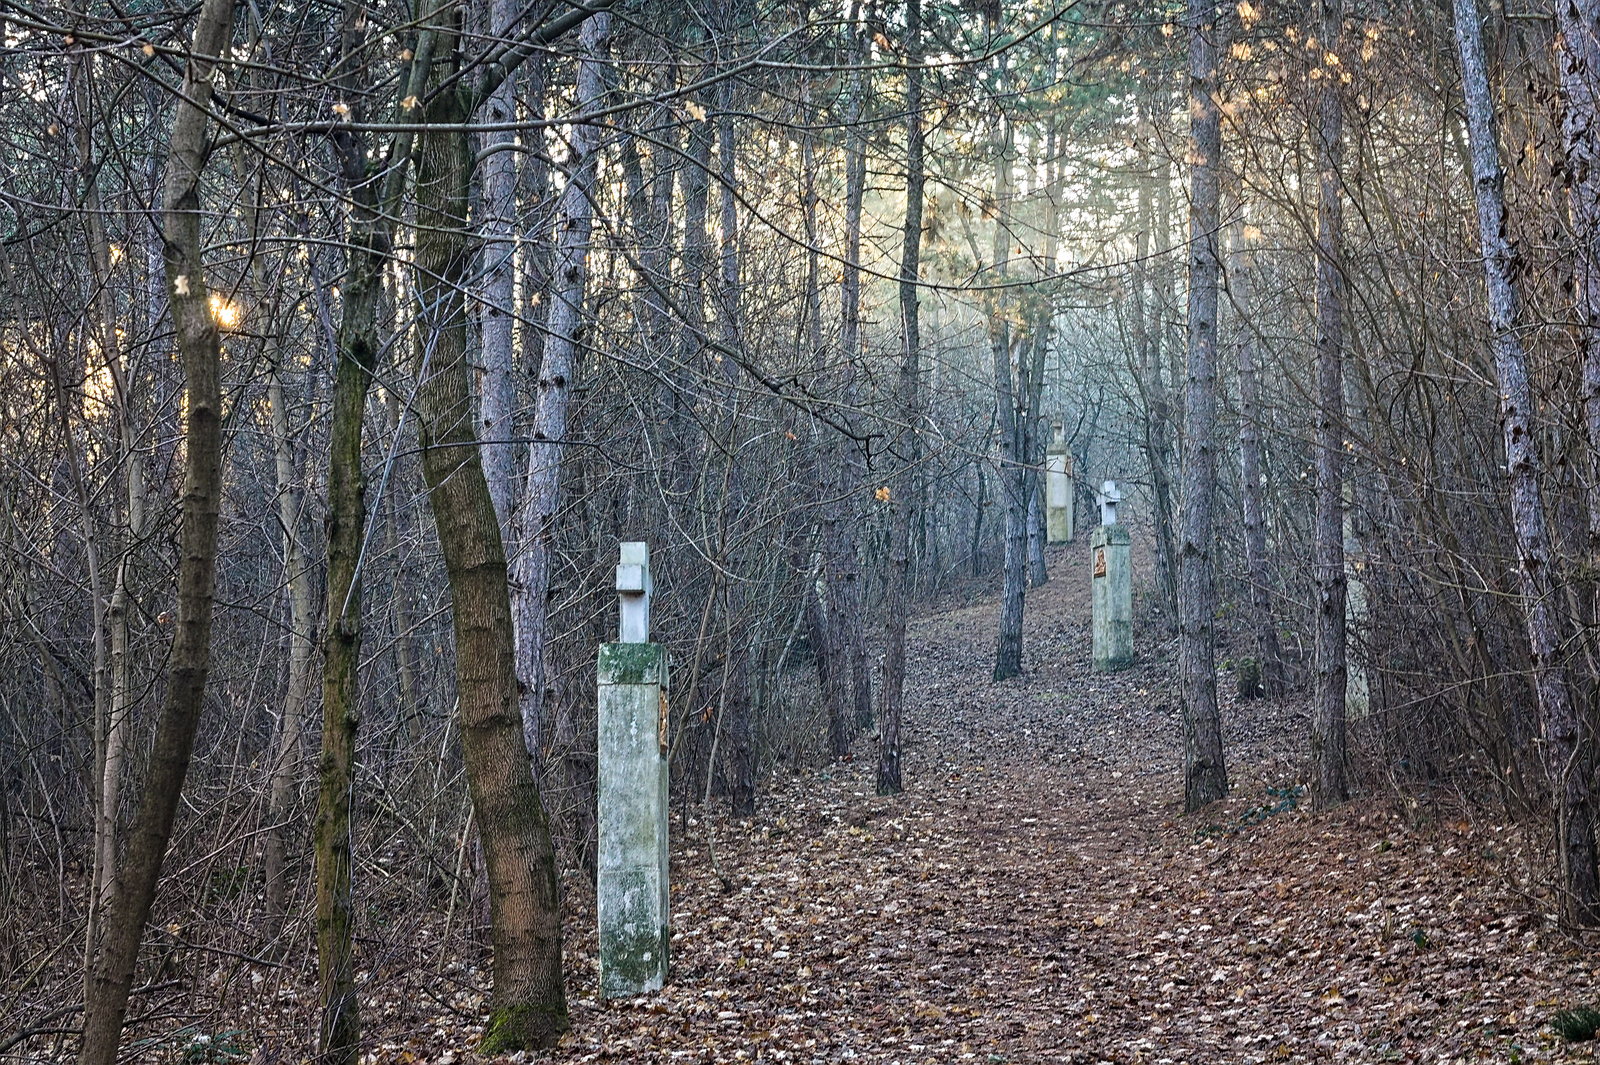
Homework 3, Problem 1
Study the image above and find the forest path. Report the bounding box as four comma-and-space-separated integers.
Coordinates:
547, 542, 1594, 1064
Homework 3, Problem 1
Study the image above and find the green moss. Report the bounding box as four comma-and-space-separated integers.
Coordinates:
598, 642, 664, 685
480, 1001, 570, 1054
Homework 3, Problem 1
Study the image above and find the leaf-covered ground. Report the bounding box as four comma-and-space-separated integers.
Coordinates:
12, 543, 1600, 1064
532, 545, 1598, 1065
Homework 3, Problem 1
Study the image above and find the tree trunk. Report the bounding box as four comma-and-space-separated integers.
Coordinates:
411, 78, 568, 1045
992, 104, 1025, 682
837, 4, 873, 733
1454, 0, 1599, 927
1178, 0, 1228, 813
1226, 210, 1286, 699
879, 0, 925, 797
78, 0, 232, 1057
1557, 0, 1600, 556
1311, 0, 1349, 809
476, 0, 522, 529
1132, 138, 1179, 629
510, 12, 610, 774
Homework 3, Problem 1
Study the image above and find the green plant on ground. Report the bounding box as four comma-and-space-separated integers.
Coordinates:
1551, 1005, 1600, 1042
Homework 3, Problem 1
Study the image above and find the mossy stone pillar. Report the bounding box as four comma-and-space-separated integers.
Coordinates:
1091, 522, 1133, 672
598, 543, 669, 997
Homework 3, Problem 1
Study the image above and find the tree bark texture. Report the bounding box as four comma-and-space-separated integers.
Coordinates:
1454, 0, 1599, 926
1178, 0, 1229, 813
78, 0, 232, 1058
1557, 0, 1600, 555
411, 75, 569, 1045
511, 11, 610, 774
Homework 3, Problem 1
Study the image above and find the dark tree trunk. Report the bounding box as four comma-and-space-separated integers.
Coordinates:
1311, 0, 1349, 809
879, 0, 925, 796
1178, 0, 1228, 813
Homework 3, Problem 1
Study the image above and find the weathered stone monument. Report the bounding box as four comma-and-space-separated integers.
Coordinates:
1045, 420, 1075, 544
1091, 481, 1133, 672
597, 541, 669, 997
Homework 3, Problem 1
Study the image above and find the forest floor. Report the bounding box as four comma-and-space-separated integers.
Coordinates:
415, 540, 1598, 1064
11, 540, 1600, 1064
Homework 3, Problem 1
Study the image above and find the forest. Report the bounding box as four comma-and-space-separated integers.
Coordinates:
5, 0, 1600, 1060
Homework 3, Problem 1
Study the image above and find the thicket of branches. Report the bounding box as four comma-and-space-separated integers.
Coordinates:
4, 0, 1600, 1057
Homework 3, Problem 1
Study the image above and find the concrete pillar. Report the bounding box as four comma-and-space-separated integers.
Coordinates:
598, 542, 669, 998
1045, 420, 1075, 543
1091, 486, 1133, 672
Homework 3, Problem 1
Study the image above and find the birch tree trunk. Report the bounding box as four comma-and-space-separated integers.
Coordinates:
476, 0, 521, 529
879, 0, 925, 797
1311, 0, 1349, 809
1557, 0, 1600, 555
510, 12, 610, 772
78, 0, 233, 1056
1178, 0, 1228, 812
1454, 0, 1599, 926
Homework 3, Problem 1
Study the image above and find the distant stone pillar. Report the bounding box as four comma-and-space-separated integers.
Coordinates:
1092, 482, 1133, 672
1046, 420, 1075, 544
598, 542, 669, 998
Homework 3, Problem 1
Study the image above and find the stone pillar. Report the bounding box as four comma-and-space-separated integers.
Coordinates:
598, 542, 669, 998
1045, 420, 1075, 543
1091, 483, 1133, 672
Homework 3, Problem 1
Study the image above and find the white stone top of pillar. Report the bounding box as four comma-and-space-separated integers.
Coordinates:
1097, 480, 1122, 526
616, 541, 652, 643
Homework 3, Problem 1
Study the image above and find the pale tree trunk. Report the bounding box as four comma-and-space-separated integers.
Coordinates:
1311, 0, 1349, 809
1025, 125, 1061, 592
1225, 209, 1286, 699
837, 5, 873, 733
1178, 0, 1228, 813
69, 56, 144, 961
476, 0, 521, 528
1454, 0, 1599, 926
510, 12, 610, 773
1558, 0, 1600, 554
262, 338, 315, 920
78, 0, 232, 1057
879, 0, 925, 797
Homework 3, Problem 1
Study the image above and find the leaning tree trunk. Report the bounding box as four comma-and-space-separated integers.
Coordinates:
1454, 0, 1599, 927
411, 58, 569, 1043
77, 0, 232, 1058
1178, 0, 1228, 813
879, 0, 925, 797
1311, 0, 1349, 809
